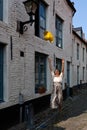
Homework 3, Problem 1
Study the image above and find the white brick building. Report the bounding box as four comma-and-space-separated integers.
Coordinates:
0, 0, 86, 129
72, 27, 87, 86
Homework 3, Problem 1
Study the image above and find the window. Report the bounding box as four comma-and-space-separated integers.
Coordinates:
35, 1, 46, 39
77, 43, 79, 60
0, 45, 3, 101
35, 52, 47, 93
77, 66, 79, 84
0, 0, 3, 20
56, 58, 62, 74
55, 16, 63, 48
67, 61, 70, 86
82, 48, 85, 62
70, 23, 71, 33
83, 67, 85, 81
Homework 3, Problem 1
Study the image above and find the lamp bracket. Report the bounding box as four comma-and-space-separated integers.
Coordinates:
17, 20, 35, 34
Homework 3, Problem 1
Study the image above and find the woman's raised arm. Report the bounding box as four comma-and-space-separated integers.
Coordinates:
61, 59, 64, 74
48, 58, 53, 72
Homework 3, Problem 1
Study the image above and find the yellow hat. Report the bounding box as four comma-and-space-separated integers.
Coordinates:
44, 31, 54, 43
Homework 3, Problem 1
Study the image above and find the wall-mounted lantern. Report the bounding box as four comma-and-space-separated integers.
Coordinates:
17, 0, 38, 34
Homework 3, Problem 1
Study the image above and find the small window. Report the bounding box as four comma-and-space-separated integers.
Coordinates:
83, 48, 85, 62
83, 67, 85, 81
77, 66, 79, 84
35, 1, 46, 39
77, 43, 79, 60
55, 16, 63, 48
35, 52, 47, 93
0, 45, 4, 101
56, 58, 62, 74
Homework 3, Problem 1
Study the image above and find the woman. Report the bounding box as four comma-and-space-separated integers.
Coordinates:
48, 58, 64, 111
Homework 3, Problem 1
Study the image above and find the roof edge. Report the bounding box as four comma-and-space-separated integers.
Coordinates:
66, 0, 76, 15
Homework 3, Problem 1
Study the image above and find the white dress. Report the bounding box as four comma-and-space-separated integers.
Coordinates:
50, 71, 63, 109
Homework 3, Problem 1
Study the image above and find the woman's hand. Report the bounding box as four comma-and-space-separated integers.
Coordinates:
61, 59, 64, 73
62, 59, 64, 64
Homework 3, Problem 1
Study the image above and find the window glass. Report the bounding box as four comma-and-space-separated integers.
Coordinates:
55, 16, 63, 48
35, 52, 47, 93
0, 45, 3, 101
77, 66, 79, 84
40, 17, 45, 28
35, 2, 46, 39
83, 48, 85, 62
56, 58, 62, 73
77, 43, 79, 60
0, 0, 3, 20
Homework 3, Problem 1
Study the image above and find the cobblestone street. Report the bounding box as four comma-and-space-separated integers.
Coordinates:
47, 88, 87, 130
8, 88, 87, 130
56, 112, 87, 130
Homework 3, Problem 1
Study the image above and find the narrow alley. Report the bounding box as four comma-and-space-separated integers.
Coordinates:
8, 87, 87, 130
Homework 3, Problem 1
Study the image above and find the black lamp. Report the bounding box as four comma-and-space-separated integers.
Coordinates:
17, 0, 38, 34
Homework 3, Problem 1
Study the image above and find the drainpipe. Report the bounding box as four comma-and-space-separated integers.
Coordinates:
19, 92, 24, 123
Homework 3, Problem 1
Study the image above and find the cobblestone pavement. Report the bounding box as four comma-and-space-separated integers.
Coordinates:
8, 88, 87, 130
48, 88, 87, 130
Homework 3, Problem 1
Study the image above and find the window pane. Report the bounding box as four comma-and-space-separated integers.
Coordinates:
35, 58, 39, 84
58, 39, 62, 46
40, 65, 45, 84
83, 67, 85, 80
35, 53, 47, 93
55, 16, 63, 48
35, 2, 46, 38
0, 0, 3, 20
77, 44, 79, 60
83, 48, 84, 61
39, 2, 46, 38
59, 23, 62, 30
77, 66, 79, 84
56, 58, 62, 73
0, 45, 3, 101
40, 16, 46, 28
56, 38, 62, 48
40, 3, 46, 17
59, 31, 62, 38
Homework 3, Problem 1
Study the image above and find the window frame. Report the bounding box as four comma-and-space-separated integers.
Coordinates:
77, 66, 79, 84
55, 15, 63, 48
0, 45, 3, 101
56, 58, 62, 74
35, 52, 47, 93
77, 43, 79, 60
35, 1, 46, 39
82, 67, 85, 81
82, 48, 85, 62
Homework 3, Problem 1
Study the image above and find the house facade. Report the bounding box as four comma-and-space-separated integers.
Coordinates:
72, 27, 87, 86
0, 0, 86, 129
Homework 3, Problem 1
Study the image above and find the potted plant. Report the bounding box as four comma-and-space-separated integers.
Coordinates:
38, 86, 46, 94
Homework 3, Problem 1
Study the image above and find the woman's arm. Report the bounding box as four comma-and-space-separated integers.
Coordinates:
48, 58, 53, 72
61, 59, 64, 74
